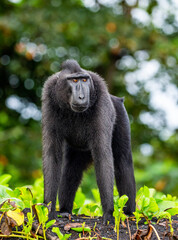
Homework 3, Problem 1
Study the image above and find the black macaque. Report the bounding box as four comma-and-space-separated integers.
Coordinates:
42, 59, 136, 224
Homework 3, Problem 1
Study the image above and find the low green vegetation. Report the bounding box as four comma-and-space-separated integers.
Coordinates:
0, 174, 177, 239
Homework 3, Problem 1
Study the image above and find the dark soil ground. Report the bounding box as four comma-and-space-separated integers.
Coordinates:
46, 214, 178, 240
1, 212, 177, 239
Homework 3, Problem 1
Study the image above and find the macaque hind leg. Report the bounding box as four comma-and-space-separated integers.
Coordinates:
112, 99, 136, 215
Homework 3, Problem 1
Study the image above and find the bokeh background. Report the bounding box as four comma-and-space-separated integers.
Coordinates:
0, 0, 178, 198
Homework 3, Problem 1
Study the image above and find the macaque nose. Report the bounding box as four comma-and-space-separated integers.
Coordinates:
79, 94, 85, 100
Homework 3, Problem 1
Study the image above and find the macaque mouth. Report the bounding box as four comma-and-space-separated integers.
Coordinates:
71, 103, 88, 112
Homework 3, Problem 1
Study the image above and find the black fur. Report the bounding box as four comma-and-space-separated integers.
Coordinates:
42, 59, 136, 223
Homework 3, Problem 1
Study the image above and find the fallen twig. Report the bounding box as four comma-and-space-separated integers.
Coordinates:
150, 224, 161, 240
32, 221, 59, 240
127, 217, 131, 240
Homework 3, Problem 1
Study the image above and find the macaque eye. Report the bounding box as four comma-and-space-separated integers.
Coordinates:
73, 79, 78, 83
83, 78, 87, 82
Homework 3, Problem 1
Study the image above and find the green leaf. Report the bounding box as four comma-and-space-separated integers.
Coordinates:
163, 194, 177, 201
158, 200, 178, 212
52, 227, 64, 239
16, 187, 33, 208
73, 188, 86, 209
12, 189, 21, 198
136, 186, 150, 200
166, 207, 178, 216
118, 195, 128, 209
159, 211, 171, 220
0, 174, 12, 186
92, 189, 101, 203
62, 234, 72, 240
146, 197, 159, 213
71, 226, 91, 232
72, 208, 80, 215
0, 185, 13, 199
121, 213, 127, 222
0, 197, 24, 210
52, 227, 72, 239
35, 204, 49, 224
90, 204, 99, 213
133, 211, 142, 225
46, 219, 56, 229
142, 197, 150, 209
149, 188, 156, 197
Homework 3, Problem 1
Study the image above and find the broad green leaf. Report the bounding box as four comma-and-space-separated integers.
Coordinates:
92, 189, 101, 203
133, 211, 142, 220
16, 187, 33, 208
113, 205, 119, 217
0, 185, 13, 199
136, 186, 150, 199
78, 205, 92, 216
149, 188, 156, 197
18, 187, 33, 200
142, 197, 150, 210
46, 219, 56, 229
118, 195, 128, 208
62, 234, 72, 240
72, 208, 80, 215
7, 208, 24, 226
166, 207, 178, 216
0, 174, 12, 186
12, 189, 21, 198
52, 227, 64, 239
0, 197, 24, 210
73, 189, 85, 209
90, 204, 99, 213
158, 200, 178, 212
35, 204, 49, 224
136, 186, 150, 210
121, 213, 127, 222
158, 211, 171, 220
146, 198, 159, 213
163, 194, 177, 201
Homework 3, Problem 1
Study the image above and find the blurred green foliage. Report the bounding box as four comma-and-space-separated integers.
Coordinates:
0, 0, 177, 195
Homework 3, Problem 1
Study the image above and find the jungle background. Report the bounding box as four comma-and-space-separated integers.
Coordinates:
0, 0, 178, 199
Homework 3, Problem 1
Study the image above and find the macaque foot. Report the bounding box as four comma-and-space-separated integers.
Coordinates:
103, 212, 114, 225
48, 211, 58, 220
59, 212, 72, 219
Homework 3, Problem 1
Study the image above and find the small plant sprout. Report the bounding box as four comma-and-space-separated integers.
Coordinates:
23, 208, 34, 240
85, 203, 100, 218
136, 186, 159, 223
93, 222, 97, 231
158, 212, 174, 236
133, 211, 142, 229
113, 195, 128, 240
52, 227, 71, 240
34, 203, 55, 240
71, 222, 91, 235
